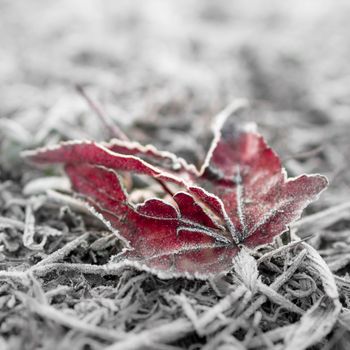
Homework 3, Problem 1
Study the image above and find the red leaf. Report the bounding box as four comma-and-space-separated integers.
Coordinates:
64, 163, 234, 277
196, 119, 328, 248
104, 138, 198, 180
23, 110, 327, 279
25, 141, 192, 186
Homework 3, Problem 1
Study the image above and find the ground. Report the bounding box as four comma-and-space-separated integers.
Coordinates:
1, 1, 350, 349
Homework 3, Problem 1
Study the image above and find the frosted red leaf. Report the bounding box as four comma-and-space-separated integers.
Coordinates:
23, 107, 328, 279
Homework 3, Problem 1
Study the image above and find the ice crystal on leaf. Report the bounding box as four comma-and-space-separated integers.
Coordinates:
23, 104, 327, 279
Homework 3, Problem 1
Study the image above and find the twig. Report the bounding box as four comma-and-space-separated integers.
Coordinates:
284, 296, 341, 350
32, 261, 132, 277
293, 201, 350, 235
257, 282, 304, 315
282, 145, 324, 162
249, 325, 295, 347
104, 318, 192, 350
0, 216, 25, 230
76, 84, 175, 198
242, 249, 307, 320
75, 84, 129, 141
35, 232, 89, 266
18, 293, 126, 341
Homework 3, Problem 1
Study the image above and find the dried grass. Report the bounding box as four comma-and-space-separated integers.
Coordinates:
1, 1, 350, 349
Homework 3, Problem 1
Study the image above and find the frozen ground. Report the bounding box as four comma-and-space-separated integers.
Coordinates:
1, 1, 350, 349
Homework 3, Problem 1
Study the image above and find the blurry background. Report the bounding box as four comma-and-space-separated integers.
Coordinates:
1, 3, 350, 348
1, 0, 350, 204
